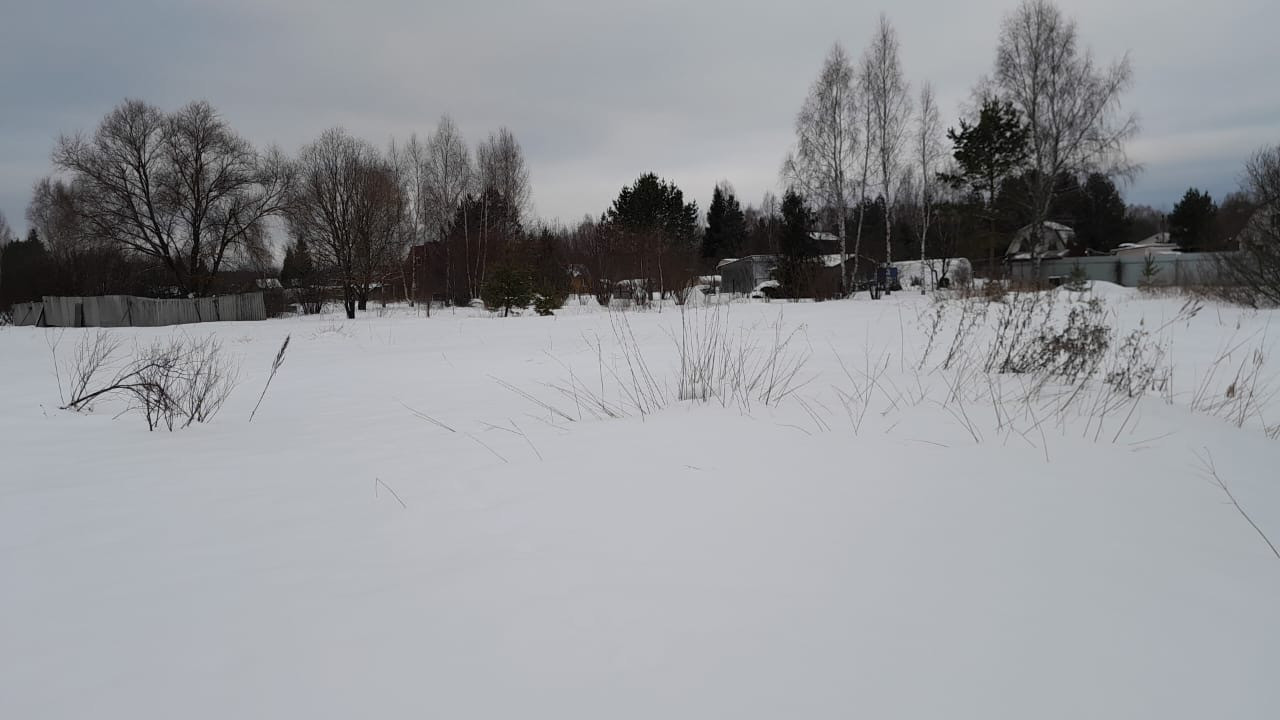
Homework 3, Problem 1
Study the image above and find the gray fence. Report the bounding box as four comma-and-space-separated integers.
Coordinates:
10, 293, 267, 328
1008, 252, 1234, 288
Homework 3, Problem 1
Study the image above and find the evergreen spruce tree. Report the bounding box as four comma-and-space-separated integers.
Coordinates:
702, 185, 727, 258
773, 190, 818, 298
279, 236, 315, 288
0, 230, 52, 306
1070, 173, 1128, 253
721, 190, 747, 259
279, 245, 297, 286
702, 184, 748, 259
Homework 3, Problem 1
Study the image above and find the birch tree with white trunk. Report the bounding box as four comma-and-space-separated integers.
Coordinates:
993, 0, 1138, 269
423, 115, 474, 243
782, 43, 860, 294
422, 115, 474, 303
914, 82, 944, 292
477, 127, 531, 226
864, 14, 912, 267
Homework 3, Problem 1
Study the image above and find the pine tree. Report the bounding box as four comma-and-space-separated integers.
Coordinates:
1169, 188, 1218, 249
0, 230, 52, 306
1067, 173, 1127, 253
606, 173, 699, 296
942, 98, 1030, 265
608, 173, 698, 243
481, 265, 533, 317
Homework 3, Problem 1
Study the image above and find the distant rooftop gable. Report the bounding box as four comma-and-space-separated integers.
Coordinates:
1007, 221, 1074, 260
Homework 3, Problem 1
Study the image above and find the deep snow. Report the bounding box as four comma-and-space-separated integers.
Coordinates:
2, 287, 1278, 719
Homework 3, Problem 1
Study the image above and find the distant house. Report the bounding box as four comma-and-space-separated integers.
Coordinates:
1112, 232, 1180, 258
1007, 221, 1075, 260
719, 253, 847, 298
808, 231, 842, 254
613, 278, 650, 303
718, 255, 776, 294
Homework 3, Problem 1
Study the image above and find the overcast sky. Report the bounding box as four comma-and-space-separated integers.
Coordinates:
2, 0, 1278, 237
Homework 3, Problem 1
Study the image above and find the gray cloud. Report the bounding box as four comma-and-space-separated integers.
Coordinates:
2, 0, 1278, 234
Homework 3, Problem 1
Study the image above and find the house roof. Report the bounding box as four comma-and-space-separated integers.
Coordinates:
1007, 221, 1075, 258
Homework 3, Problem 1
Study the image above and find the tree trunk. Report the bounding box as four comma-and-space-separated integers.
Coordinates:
884, 203, 894, 294
838, 210, 848, 296
343, 286, 356, 319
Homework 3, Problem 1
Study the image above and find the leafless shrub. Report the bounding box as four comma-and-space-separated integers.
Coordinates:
673, 305, 809, 411
984, 290, 1056, 373
1103, 327, 1169, 400
502, 305, 809, 421
50, 330, 125, 409
671, 281, 696, 307
940, 297, 989, 371
1004, 297, 1111, 382
60, 335, 239, 431
915, 300, 948, 370
1201, 146, 1280, 307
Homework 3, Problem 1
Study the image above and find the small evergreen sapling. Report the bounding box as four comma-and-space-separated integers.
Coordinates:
1064, 262, 1089, 292
1140, 255, 1162, 289
482, 266, 534, 317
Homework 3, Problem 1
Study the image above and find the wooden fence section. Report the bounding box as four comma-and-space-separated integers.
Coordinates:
10, 293, 266, 327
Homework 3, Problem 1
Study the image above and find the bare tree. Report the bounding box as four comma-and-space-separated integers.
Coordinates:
0, 210, 13, 247
1215, 145, 1280, 306
53, 99, 292, 296
0, 211, 12, 289
422, 116, 474, 303
288, 128, 404, 319
27, 178, 81, 263
388, 134, 431, 306
864, 14, 913, 267
477, 127, 531, 225
423, 115, 475, 241
388, 135, 430, 245
994, 0, 1138, 268
465, 127, 531, 298
783, 43, 860, 294
914, 82, 944, 292
852, 66, 877, 282
351, 161, 408, 311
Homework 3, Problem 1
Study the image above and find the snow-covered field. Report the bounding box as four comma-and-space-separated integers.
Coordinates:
3, 286, 1279, 719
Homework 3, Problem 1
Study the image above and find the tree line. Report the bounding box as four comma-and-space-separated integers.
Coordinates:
2, 0, 1276, 312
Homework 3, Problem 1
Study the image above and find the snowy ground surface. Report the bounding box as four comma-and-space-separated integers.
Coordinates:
3, 285, 1279, 719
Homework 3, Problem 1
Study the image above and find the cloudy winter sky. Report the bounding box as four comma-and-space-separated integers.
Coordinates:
2, 0, 1278, 237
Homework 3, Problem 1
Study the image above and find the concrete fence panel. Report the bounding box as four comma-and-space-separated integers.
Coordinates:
1009, 252, 1234, 288
10, 302, 44, 326
81, 296, 132, 327
13, 292, 267, 328
41, 297, 83, 327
